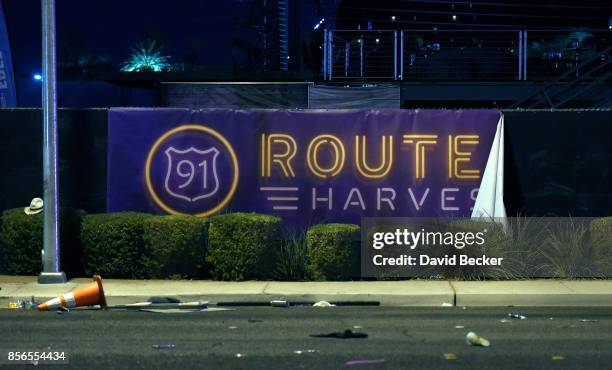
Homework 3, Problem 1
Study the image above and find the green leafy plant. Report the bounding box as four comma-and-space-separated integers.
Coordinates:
589, 217, 612, 277
307, 223, 360, 281
142, 215, 209, 279
207, 213, 281, 280
81, 212, 152, 278
0, 208, 85, 276
540, 219, 595, 278
274, 230, 308, 281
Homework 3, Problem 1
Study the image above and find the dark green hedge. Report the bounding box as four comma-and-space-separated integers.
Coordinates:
142, 215, 209, 279
81, 212, 152, 278
0, 207, 85, 276
207, 212, 281, 280
307, 223, 360, 280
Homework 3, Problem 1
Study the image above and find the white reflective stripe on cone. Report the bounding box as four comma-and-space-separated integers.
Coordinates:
44, 297, 62, 310
63, 292, 76, 308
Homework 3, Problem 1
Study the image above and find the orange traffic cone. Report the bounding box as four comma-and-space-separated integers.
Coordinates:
38, 275, 107, 311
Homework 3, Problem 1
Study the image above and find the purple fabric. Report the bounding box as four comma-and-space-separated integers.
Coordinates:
108, 108, 500, 225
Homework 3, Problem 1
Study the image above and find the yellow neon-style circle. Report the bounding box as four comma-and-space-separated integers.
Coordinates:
145, 124, 239, 217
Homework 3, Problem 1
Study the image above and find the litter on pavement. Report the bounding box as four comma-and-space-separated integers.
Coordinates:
313, 301, 335, 307
441, 302, 453, 307
552, 355, 565, 360
122, 300, 208, 310
152, 344, 176, 349
270, 300, 289, 307
56, 306, 70, 315
310, 329, 368, 339
465, 332, 491, 347
443, 353, 458, 360
293, 349, 318, 355
579, 319, 598, 323
508, 312, 527, 320
345, 359, 385, 366
139, 308, 232, 314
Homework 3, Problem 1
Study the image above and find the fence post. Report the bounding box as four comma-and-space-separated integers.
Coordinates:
323, 29, 328, 80
344, 41, 350, 78
360, 37, 363, 78
329, 30, 334, 80
400, 30, 404, 80
523, 30, 528, 81
394, 31, 398, 80
518, 31, 523, 81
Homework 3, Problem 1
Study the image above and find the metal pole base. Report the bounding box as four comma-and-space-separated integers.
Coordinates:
38, 271, 66, 284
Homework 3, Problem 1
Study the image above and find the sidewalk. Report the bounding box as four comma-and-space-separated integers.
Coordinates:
1, 276, 612, 307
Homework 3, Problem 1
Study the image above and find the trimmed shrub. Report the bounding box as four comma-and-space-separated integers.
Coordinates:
142, 215, 209, 279
307, 223, 360, 280
0, 207, 85, 276
81, 212, 152, 278
207, 212, 281, 280
590, 217, 612, 276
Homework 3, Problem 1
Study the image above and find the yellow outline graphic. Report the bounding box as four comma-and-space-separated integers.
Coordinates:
145, 124, 239, 217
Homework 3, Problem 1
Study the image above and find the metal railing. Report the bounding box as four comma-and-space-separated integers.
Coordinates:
509, 45, 612, 109
323, 30, 398, 80
323, 29, 612, 82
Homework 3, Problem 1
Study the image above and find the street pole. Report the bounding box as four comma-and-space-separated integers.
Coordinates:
38, 0, 65, 284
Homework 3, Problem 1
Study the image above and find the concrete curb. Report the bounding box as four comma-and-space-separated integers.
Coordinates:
1, 276, 612, 307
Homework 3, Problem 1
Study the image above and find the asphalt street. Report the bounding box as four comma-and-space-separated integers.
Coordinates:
1, 306, 611, 369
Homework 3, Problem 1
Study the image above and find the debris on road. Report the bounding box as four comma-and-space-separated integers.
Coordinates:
465, 332, 491, 347
443, 353, 458, 360
8, 301, 21, 309
500, 319, 510, 323
293, 349, 318, 355
310, 329, 368, 339
271, 300, 289, 307
56, 306, 70, 315
235, 353, 247, 358
313, 301, 335, 307
454, 325, 465, 329
552, 355, 565, 360
140, 308, 231, 314
147, 296, 181, 304
152, 344, 176, 349
228, 326, 238, 330
508, 312, 527, 320
123, 301, 208, 311
579, 319, 598, 323
345, 359, 385, 366
441, 302, 453, 307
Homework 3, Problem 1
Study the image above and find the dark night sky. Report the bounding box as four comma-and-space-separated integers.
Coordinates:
3, 0, 610, 76
1, 0, 610, 106
3, 0, 236, 74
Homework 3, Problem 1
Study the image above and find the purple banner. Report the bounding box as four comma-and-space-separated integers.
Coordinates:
108, 109, 500, 225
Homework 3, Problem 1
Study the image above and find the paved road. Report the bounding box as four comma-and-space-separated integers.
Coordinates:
0, 306, 611, 369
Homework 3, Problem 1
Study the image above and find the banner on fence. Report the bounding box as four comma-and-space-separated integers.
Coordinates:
108, 109, 503, 224
0, 1, 16, 107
